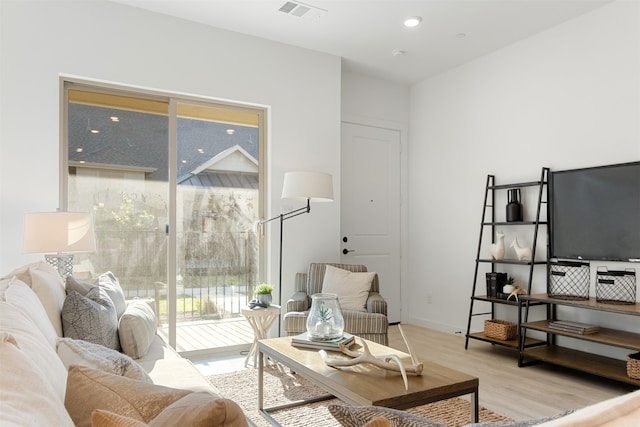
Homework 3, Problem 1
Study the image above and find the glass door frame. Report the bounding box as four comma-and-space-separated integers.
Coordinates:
60, 77, 268, 350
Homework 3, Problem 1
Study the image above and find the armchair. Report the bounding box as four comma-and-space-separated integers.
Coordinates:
283, 263, 389, 345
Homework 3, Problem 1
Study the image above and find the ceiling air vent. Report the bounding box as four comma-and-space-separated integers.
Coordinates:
278, 1, 326, 20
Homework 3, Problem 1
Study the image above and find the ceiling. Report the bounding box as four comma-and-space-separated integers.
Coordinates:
114, 0, 612, 85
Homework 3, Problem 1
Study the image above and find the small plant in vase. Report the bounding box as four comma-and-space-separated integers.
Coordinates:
501, 276, 516, 295
318, 303, 333, 323
255, 283, 273, 307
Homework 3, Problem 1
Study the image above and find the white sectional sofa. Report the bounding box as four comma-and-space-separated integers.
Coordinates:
0, 261, 248, 426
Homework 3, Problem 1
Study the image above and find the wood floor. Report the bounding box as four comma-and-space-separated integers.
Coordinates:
388, 324, 636, 421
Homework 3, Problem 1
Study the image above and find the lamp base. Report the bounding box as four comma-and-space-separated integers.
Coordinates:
44, 254, 74, 279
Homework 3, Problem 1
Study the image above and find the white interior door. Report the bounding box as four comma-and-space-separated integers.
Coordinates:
341, 122, 401, 323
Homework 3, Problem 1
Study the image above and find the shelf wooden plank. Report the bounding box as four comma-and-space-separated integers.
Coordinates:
521, 345, 640, 386
482, 221, 548, 226
472, 295, 548, 306
489, 181, 543, 190
522, 320, 640, 351
477, 258, 547, 266
522, 294, 640, 316
467, 332, 544, 349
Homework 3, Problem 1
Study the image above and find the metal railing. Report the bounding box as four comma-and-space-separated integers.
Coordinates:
88, 229, 258, 325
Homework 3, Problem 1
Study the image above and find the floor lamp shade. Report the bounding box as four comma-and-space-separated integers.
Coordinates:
23, 212, 96, 278
281, 171, 333, 202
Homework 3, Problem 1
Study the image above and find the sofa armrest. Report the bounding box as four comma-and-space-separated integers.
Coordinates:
287, 292, 309, 312
367, 292, 387, 316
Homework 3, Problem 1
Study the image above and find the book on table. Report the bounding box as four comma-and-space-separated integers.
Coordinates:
548, 320, 600, 334
291, 332, 355, 350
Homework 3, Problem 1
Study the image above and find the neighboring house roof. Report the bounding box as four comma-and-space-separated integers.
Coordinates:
178, 145, 258, 189
68, 103, 259, 183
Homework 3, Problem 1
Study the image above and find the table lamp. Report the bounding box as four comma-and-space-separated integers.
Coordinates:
23, 211, 97, 278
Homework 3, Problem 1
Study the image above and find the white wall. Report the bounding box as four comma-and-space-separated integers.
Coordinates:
407, 0, 640, 348
0, 0, 341, 306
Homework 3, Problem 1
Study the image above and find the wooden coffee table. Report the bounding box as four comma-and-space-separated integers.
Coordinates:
258, 336, 478, 425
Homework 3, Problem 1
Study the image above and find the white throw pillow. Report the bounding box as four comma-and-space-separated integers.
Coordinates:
321, 265, 375, 312
0, 332, 74, 427
56, 337, 152, 382
0, 277, 58, 348
0, 301, 69, 402
6, 261, 66, 336
119, 299, 157, 359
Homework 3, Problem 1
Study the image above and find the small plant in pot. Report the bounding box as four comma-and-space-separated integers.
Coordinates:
502, 276, 517, 295
255, 283, 273, 307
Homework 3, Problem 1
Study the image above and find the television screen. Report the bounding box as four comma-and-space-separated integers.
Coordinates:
550, 161, 640, 262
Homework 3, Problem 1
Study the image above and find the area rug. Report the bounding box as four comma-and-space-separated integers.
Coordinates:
208, 364, 512, 427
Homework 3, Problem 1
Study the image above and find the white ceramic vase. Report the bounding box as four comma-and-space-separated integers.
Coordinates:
490, 231, 505, 260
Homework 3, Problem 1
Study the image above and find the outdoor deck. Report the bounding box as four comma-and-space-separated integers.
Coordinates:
157, 316, 256, 356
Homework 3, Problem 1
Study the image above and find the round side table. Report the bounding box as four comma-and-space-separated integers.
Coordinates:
241, 304, 281, 368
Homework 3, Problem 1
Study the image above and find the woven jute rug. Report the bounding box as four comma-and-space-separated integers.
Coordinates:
208, 364, 512, 427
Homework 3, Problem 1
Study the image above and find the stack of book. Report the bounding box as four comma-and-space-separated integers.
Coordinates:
548, 320, 600, 334
291, 332, 355, 350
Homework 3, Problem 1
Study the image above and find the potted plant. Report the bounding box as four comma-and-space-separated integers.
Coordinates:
255, 283, 273, 306
502, 276, 517, 295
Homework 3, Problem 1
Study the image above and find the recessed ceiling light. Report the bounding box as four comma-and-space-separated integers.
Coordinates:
110, 116, 119, 122
181, 160, 187, 164
197, 148, 205, 154
226, 129, 235, 135
404, 16, 422, 28
76, 148, 84, 153
90, 129, 99, 134
392, 49, 406, 57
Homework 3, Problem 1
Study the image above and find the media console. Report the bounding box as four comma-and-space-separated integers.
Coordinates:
518, 293, 640, 386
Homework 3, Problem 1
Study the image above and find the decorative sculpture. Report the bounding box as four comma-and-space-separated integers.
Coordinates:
511, 237, 532, 261
319, 325, 423, 390
507, 286, 527, 302
490, 231, 505, 260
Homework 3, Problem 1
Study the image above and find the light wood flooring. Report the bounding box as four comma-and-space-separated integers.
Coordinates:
388, 324, 636, 421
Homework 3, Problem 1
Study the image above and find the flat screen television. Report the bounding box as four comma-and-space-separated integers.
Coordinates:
549, 161, 640, 262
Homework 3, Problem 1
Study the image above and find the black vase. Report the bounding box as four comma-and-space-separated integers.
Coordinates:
506, 188, 523, 222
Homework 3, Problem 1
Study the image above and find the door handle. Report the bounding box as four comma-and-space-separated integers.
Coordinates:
342, 248, 355, 255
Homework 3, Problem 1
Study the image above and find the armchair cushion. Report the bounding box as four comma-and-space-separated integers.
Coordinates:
322, 265, 375, 312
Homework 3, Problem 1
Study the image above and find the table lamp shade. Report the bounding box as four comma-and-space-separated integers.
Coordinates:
24, 212, 96, 254
281, 171, 333, 202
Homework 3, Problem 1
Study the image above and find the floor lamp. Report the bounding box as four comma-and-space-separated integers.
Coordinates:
23, 211, 97, 279
260, 171, 333, 335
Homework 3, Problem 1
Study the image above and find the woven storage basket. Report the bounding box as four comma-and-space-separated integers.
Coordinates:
627, 352, 640, 380
484, 319, 517, 341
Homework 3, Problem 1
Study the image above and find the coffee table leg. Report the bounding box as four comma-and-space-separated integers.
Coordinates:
471, 388, 479, 423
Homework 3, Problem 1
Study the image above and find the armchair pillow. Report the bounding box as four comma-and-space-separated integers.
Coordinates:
321, 265, 375, 312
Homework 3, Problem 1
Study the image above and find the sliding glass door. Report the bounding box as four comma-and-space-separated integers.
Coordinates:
64, 82, 265, 353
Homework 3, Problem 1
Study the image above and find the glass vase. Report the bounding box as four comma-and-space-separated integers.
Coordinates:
306, 293, 344, 341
